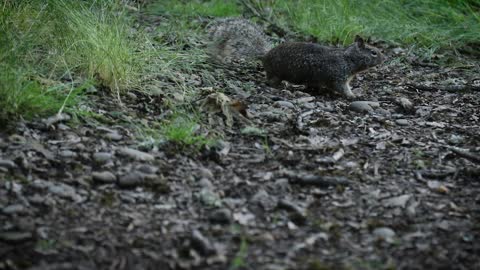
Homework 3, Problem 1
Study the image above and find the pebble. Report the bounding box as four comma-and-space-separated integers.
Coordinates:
0, 231, 33, 243
198, 167, 214, 180
274, 100, 295, 109
0, 159, 16, 169
118, 172, 144, 188
58, 150, 77, 158
92, 171, 117, 183
8, 134, 26, 144
2, 204, 26, 215
383, 194, 412, 208
118, 147, 154, 161
137, 165, 158, 175
251, 189, 277, 211
93, 152, 113, 163
104, 132, 123, 141
397, 97, 414, 112
190, 230, 216, 256
373, 227, 396, 241
349, 101, 379, 113
395, 119, 409, 126
208, 208, 232, 225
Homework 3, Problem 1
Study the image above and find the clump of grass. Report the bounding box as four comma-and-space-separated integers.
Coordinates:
52, 0, 147, 93
269, 0, 480, 52
162, 114, 212, 148
0, 0, 149, 124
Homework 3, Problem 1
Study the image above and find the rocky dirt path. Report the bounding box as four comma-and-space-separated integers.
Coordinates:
1, 17, 480, 270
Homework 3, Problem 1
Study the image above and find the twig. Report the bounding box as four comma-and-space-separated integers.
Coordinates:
450, 147, 480, 164
407, 83, 480, 93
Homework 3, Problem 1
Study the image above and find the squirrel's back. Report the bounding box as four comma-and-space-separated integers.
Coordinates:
206, 18, 273, 64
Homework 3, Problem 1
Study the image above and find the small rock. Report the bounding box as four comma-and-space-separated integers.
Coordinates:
395, 119, 409, 126
274, 100, 295, 109
0, 231, 33, 243
191, 230, 216, 256
376, 108, 391, 116
137, 165, 158, 174
199, 188, 221, 207
373, 227, 396, 242
349, 101, 379, 113
118, 147, 154, 161
58, 150, 77, 158
92, 171, 117, 184
198, 167, 214, 180
208, 208, 232, 225
396, 97, 414, 112
2, 204, 26, 215
104, 132, 123, 141
93, 152, 113, 163
198, 178, 214, 189
118, 172, 144, 188
383, 194, 412, 208
44, 113, 70, 127
251, 189, 277, 211
8, 134, 26, 145
0, 159, 16, 169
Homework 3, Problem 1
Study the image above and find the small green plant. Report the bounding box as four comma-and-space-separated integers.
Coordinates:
229, 237, 249, 270
162, 114, 212, 148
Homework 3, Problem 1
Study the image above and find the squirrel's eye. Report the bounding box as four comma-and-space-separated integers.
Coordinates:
371, 50, 378, 56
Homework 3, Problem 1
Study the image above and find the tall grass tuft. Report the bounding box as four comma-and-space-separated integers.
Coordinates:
0, 0, 148, 124
270, 0, 480, 51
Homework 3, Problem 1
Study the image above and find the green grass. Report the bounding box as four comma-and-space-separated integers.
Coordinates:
148, 0, 241, 17
229, 237, 249, 270
267, 0, 480, 51
150, 0, 480, 54
0, 0, 151, 124
135, 112, 213, 150
162, 114, 212, 147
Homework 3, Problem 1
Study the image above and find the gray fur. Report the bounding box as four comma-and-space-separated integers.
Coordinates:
206, 18, 273, 63
262, 37, 384, 98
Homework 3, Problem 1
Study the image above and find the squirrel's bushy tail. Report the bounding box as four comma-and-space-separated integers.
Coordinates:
206, 18, 273, 64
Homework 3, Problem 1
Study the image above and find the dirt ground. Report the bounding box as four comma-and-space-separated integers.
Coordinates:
1, 14, 480, 270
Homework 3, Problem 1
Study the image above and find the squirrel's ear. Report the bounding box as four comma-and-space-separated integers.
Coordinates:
354, 35, 365, 48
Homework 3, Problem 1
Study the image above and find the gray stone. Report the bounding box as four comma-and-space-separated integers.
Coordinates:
274, 100, 295, 109
383, 194, 412, 208
137, 165, 158, 174
104, 132, 123, 141
59, 150, 77, 158
2, 204, 26, 215
93, 152, 113, 163
349, 101, 379, 113
373, 227, 396, 241
118, 172, 144, 188
0, 231, 33, 243
209, 208, 232, 224
395, 119, 409, 126
0, 159, 16, 169
198, 167, 214, 180
251, 189, 277, 210
92, 171, 117, 183
118, 147, 154, 161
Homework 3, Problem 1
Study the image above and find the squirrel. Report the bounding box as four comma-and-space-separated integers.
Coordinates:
207, 18, 384, 98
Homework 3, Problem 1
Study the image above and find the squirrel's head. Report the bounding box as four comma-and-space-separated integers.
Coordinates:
345, 35, 384, 72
